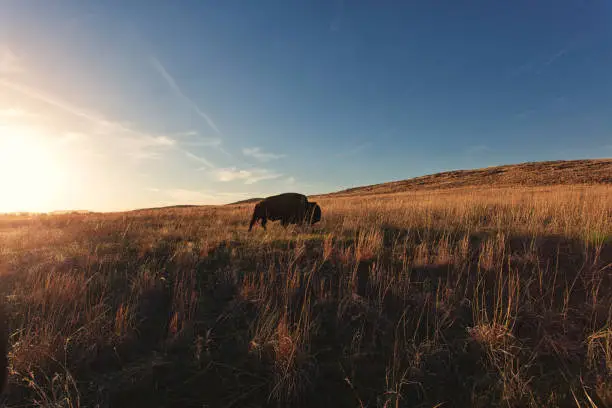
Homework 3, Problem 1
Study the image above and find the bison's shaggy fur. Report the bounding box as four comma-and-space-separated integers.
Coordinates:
248, 192, 322, 231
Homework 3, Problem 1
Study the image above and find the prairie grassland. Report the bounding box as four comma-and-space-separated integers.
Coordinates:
0, 185, 611, 407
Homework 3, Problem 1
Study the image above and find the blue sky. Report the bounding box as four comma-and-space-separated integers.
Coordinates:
0, 1, 611, 211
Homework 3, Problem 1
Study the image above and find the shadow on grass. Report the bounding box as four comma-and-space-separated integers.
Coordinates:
1, 225, 611, 407
112, 227, 611, 407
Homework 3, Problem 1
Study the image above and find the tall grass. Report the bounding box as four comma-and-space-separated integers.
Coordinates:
0, 185, 610, 407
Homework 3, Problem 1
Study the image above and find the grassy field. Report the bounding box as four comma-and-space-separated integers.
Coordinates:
0, 184, 611, 407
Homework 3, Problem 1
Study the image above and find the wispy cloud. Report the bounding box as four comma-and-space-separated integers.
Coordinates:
543, 48, 568, 66
335, 141, 372, 158
163, 130, 223, 163
515, 109, 535, 120
0, 46, 22, 74
0, 80, 159, 142
185, 151, 216, 169
114, 135, 176, 162
529, 46, 571, 76
215, 167, 282, 184
182, 137, 222, 148
170, 130, 199, 138
0, 79, 178, 160
0, 79, 104, 123
143, 136, 174, 146
216, 168, 251, 182
151, 57, 222, 135
150, 59, 233, 160
509, 34, 586, 77
242, 147, 286, 162
1, 78, 223, 170
464, 145, 491, 155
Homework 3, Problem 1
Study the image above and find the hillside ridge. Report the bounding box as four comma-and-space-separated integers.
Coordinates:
313, 158, 612, 198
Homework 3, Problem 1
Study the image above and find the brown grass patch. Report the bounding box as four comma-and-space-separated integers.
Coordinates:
0, 184, 610, 407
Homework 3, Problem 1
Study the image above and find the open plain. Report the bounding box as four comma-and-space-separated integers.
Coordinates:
1, 160, 611, 407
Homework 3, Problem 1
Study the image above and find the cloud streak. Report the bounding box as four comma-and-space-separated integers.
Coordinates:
242, 147, 286, 162
151, 57, 222, 135
1, 79, 111, 125
0, 80, 161, 140
2, 78, 225, 173
181, 138, 222, 148
509, 33, 587, 77
544, 48, 568, 66
215, 167, 282, 184
515, 109, 535, 120
2, 69, 282, 190
0, 79, 178, 160
464, 145, 491, 155
185, 151, 216, 169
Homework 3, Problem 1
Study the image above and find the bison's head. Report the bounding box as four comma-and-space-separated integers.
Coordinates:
306, 202, 322, 225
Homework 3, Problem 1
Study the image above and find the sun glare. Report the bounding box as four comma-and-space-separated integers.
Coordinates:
0, 126, 67, 213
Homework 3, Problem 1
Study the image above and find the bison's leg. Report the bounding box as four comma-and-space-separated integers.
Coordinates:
248, 213, 258, 231
261, 216, 268, 230
299, 207, 308, 226
249, 205, 265, 231
296, 215, 305, 227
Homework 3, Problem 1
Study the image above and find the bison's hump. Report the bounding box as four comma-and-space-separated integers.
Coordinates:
264, 192, 308, 201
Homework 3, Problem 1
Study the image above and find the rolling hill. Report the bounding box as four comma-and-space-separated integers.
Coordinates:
314, 158, 612, 198
227, 197, 265, 205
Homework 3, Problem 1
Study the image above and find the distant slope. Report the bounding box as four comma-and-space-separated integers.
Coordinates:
228, 197, 264, 205
225, 159, 612, 206
317, 159, 612, 198
49, 210, 94, 215
128, 205, 203, 213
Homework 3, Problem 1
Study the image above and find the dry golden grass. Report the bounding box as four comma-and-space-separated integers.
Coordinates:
0, 184, 611, 407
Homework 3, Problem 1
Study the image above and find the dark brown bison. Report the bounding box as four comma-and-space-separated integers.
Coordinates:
248, 192, 322, 231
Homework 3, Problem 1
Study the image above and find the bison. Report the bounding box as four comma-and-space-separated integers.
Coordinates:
248, 192, 321, 231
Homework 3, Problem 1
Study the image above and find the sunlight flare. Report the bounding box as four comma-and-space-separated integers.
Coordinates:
0, 125, 67, 213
